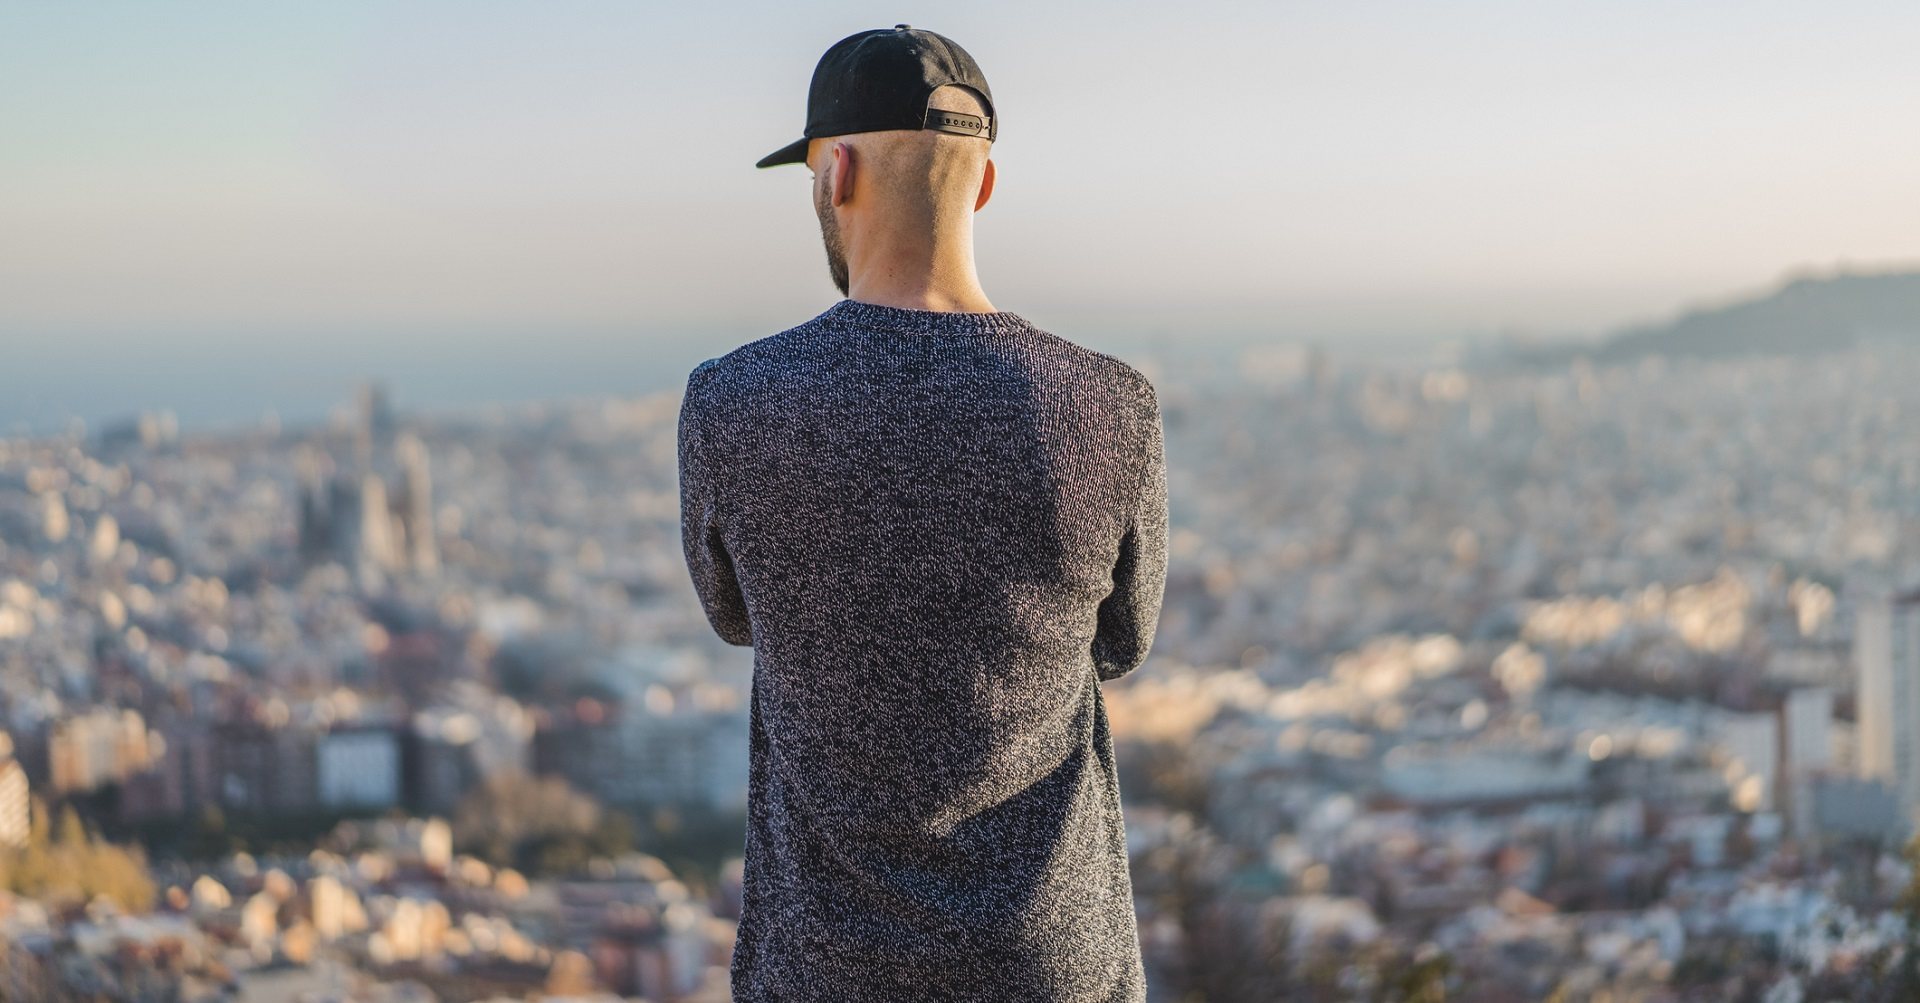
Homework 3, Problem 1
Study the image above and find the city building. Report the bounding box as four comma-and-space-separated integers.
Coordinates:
1854, 590, 1920, 824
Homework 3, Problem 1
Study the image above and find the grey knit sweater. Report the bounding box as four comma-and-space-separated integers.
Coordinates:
677, 297, 1168, 1002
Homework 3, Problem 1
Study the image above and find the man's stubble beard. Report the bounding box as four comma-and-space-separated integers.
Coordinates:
814, 173, 850, 297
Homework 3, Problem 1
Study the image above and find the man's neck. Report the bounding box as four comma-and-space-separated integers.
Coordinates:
844, 230, 995, 313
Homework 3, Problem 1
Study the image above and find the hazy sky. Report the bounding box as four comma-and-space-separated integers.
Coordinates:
4, 2, 1919, 427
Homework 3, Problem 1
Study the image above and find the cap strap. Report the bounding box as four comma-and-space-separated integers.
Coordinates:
922, 107, 991, 139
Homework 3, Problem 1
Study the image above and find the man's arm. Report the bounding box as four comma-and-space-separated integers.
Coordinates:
678, 361, 754, 646
1091, 380, 1169, 682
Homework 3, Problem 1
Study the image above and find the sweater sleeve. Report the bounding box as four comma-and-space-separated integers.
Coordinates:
1090, 379, 1169, 682
678, 361, 754, 646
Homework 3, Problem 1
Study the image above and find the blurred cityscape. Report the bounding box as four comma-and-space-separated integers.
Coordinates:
4, 313, 1920, 1001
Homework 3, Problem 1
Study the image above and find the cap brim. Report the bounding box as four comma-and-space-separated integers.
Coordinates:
755, 137, 810, 169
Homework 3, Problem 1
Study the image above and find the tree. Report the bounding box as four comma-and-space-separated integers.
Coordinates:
451, 770, 628, 875
0, 798, 154, 912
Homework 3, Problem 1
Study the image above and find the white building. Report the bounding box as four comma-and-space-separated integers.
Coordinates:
1783, 688, 1832, 774
0, 757, 29, 849
317, 728, 402, 809
1782, 687, 1832, 837
1854, 591, 1920, 824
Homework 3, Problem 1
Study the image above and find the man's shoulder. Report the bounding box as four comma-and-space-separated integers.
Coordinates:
1077, 342, 1157, 401
684, 315, 831, 392
1020, 323, 1159, 414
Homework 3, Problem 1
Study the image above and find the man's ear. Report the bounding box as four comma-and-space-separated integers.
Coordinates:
830, 141, 856, 207
974, 157, 995, 212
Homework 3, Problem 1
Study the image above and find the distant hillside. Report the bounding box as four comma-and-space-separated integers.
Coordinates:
1512, 268, 1920, 365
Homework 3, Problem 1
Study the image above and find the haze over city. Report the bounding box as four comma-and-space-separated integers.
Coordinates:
6, 1, 1920, 430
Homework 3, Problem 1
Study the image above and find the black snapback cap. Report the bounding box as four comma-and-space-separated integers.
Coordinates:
755, 24, 995, 169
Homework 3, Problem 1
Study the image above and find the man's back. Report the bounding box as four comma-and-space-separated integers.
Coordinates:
679, 298, 1168, 1002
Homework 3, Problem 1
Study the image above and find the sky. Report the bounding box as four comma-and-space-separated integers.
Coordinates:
4, 1, 1919, 430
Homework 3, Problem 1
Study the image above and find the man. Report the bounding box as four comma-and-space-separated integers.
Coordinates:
678, 24, 1169, 1003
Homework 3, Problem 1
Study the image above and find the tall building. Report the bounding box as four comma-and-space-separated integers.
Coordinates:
1783, 688, 1834, 774
296, 426, 437, 579
358, 473, 400, 571
355, 379, 395, 472
1782, 687, 1833, 838
395, 432, 438, 575
1855, 590, 1920, 823
0, 754, 29, 849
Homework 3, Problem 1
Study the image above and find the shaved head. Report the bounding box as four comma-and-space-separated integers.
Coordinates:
810, 85, 995, 295
841, 85, 992, 231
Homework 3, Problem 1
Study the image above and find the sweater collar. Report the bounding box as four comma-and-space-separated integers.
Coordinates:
820, 297, 1034, 336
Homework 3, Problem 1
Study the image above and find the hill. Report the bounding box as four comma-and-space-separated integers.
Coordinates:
1511, 267, 1920, 365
